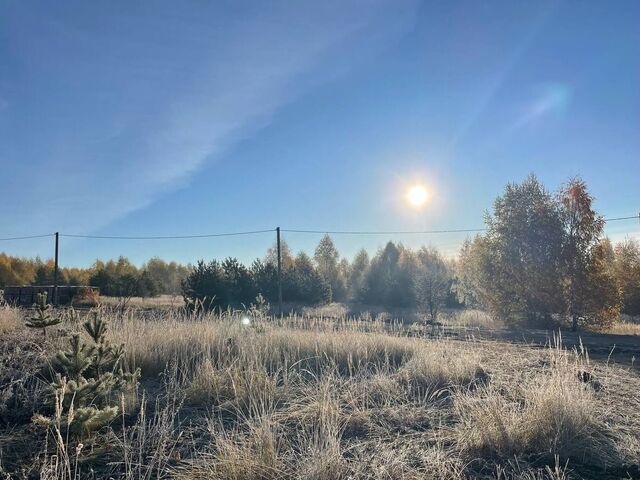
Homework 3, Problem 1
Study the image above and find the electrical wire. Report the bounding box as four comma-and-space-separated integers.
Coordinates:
281, 228, 487, 235
59, 229, 275, 240
0, 233, 54, 241
0, 213, 637, 241
281, 214, 639, 236
603, 215, 640, 222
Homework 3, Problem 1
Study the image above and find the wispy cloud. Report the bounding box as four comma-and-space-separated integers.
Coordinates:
0, 1, 419, 235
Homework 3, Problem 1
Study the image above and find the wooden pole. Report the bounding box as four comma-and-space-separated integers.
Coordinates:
53, 232, 59, 306
276, 226, 282, 316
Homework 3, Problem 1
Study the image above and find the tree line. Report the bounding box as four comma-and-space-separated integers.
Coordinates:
0, 255, 190, 298
181, 238, 459, 317
2, 175, 639, 330
181, 175, 640, 330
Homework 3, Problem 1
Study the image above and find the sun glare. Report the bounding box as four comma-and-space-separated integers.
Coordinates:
406, 184, 429, 207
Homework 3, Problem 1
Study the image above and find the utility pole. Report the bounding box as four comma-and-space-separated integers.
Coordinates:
53, 232, 59, 306
276, 226, 282, 316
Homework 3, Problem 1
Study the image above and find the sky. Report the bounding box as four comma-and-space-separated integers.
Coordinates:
1, 0, 639, 267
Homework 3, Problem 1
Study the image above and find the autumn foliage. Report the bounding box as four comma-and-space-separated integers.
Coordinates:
457, 175, 623, 329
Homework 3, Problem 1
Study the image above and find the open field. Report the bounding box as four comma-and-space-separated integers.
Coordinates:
95, 294, 185, 310
1, 304, 639, 479
3, 3, 639, 479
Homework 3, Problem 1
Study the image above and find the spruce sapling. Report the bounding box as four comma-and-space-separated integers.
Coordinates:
26, 292, 61, 337
40, 309, 140, 435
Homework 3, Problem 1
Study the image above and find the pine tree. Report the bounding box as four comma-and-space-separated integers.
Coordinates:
36, 375, 120, 435
54, 334, 95, 378
25, 292, 61, 337
40, 309, 140, 435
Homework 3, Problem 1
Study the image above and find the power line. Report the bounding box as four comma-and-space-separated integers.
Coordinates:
281, 214, 640, 236
603, 215, 640, 222
281, 227, 487, 235
0, 233, 54, 242
59, 229, 275, 240
0, 213, 637, 241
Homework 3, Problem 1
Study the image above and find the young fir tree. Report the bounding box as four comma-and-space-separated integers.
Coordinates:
36, 310, 139, 435
25, 292, 61, 337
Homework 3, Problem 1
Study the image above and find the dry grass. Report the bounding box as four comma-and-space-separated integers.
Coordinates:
109, 311, 416, 377
0, 305, 639, 479
606, 315, 640, 335
442, 309, 503, 329
98, 294, 184, 309
452, 355, 616, 468
398, 344, 484, 397
0, 304, 21, 333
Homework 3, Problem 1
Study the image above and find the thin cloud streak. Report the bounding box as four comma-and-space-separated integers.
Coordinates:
0, 1, 419, 236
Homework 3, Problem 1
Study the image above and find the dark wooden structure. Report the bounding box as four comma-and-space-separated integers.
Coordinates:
1, 285, 98, 306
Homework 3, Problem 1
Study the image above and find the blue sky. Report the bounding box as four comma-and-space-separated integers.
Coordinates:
1, 0, 639, 266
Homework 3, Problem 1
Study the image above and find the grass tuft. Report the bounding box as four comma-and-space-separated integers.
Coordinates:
452, 354, 621, 472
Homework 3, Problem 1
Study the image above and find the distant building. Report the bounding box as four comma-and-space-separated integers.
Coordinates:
1, 285, 98, 306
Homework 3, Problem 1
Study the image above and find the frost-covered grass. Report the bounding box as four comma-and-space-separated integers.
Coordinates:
0, 305, 638, 479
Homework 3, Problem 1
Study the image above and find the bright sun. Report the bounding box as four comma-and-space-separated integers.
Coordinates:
406, 184, 429, 207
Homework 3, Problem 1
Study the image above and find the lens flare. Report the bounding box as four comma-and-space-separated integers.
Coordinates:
241, 317, 251, 326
